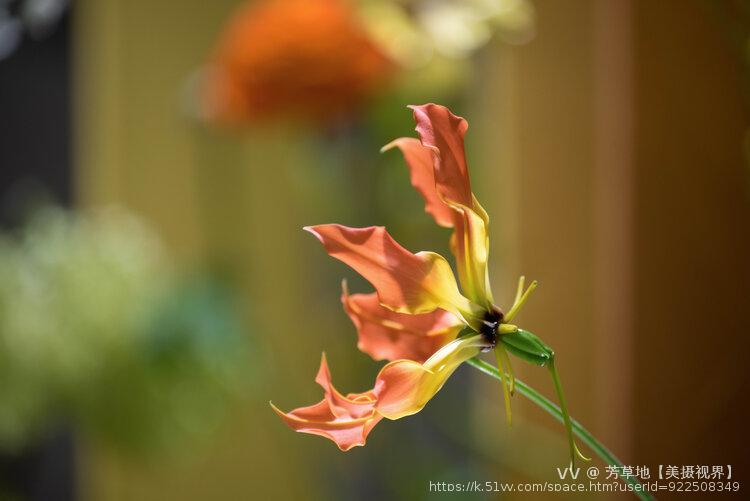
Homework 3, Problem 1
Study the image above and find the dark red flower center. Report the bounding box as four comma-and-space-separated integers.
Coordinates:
480, 309, 503, 347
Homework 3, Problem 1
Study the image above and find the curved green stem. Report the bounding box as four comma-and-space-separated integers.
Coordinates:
467, 357, 655, 501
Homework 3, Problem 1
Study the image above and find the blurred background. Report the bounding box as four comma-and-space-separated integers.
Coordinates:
1, 0, 749, 499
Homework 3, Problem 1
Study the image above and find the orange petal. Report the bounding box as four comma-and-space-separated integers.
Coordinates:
374, 334, 486, 420
315, 353, 376, 419
406, 104, 494, 305
409, 103, 473, 208
271, 401, 382, 451
272, 354, 381, 451
341, 282, 462, 363
381, 138, 455, 228
305, 224, 482, 323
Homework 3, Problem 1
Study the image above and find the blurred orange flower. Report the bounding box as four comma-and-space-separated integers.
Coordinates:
202, 0, 393, 125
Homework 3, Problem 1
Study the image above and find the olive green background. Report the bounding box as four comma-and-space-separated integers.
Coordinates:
74, 1, 750, 499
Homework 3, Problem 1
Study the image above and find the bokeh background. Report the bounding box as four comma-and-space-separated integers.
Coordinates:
1, 0, 749, 500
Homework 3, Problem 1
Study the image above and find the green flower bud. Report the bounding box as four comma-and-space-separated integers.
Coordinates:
500, 328, 554, 367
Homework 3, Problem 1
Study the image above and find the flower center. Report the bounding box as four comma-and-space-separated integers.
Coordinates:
480, 309, 503, 348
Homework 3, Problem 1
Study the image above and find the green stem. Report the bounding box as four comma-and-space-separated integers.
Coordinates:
467, 357, 655, 501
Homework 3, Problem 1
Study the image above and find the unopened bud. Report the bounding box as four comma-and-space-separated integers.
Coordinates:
500, 329, 554, 367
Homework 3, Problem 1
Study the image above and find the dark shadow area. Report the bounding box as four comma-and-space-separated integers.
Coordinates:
0, 7, 75, 501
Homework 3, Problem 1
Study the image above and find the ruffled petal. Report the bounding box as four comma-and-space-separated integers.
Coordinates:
408, 103, 473, 207
273, 337, 488, 449
305, 224, 482, 324
400, 104, 493, 305
341, 281, 462, 363
271, 402, 382, 451
374, 334, 486, 420
315, 352, 376, 418
271, 354, 381, 451
381, 138, 455, 228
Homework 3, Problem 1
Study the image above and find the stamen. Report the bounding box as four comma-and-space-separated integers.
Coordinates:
548, 360, 590, 467
575, 443, 591, 462
499, 345, 515, 395
498, 323, 518, 335
514, 275, 526, 305
494, 347, 513, 426
505, 280, 538, 322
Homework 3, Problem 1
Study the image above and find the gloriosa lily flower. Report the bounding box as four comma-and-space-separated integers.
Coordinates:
272, 104, 588, 464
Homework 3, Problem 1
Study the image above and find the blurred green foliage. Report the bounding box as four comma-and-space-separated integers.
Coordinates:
0, 207, 250, 455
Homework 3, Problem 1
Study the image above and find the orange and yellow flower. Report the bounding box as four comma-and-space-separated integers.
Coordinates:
272, 103, 533, 450
201, 0, 393, 125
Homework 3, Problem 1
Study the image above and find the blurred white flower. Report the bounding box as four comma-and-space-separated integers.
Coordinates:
359, 0, 535, 68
